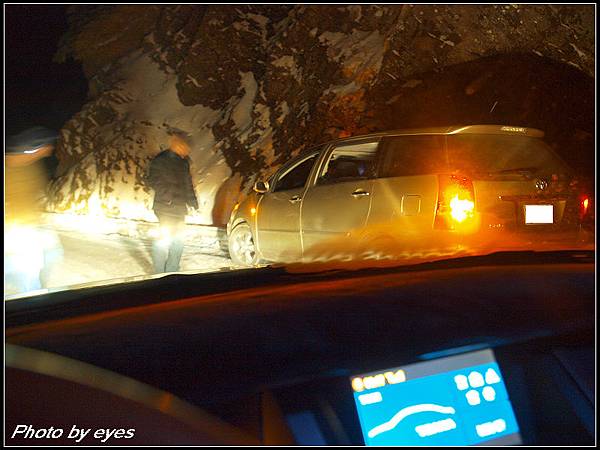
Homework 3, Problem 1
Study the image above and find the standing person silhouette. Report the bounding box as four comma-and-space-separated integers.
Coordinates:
146, 132, 198, 273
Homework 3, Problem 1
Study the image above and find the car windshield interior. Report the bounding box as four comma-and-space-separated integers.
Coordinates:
5, 3, 595, 447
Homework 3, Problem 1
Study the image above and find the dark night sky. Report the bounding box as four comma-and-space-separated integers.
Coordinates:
5, 4, 88, 135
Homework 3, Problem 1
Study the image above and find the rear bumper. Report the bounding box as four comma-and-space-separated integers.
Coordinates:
469, 224, 594, 251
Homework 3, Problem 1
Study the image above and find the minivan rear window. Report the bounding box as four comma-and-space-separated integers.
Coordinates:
446, 134, 568, 176
379, 134, 569, 178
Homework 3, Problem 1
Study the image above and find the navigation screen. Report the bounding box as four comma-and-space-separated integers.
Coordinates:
351, 349, 521, 446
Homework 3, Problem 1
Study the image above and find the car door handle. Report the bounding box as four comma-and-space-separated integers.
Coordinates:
289, 195, 302, 204
351, 189, 370, 197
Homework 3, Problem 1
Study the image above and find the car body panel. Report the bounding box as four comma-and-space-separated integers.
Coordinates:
473, 179, 569, 230
257, 187, 305, 261
301, 140, 379, 252
255, 151, 321, 261
367, 174, 440, 231
301, 179, 374, 251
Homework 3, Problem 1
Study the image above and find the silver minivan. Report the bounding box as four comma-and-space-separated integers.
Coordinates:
227, 125, 590, 266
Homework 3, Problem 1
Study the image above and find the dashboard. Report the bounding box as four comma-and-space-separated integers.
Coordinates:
5, 251, 596, 445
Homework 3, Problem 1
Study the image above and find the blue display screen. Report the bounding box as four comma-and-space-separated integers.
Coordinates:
351, 349, 521, 446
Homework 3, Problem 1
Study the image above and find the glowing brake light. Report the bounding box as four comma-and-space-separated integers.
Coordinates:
449, 195, 475, 222
435, 175, 477, 230
579, 195, 590, 219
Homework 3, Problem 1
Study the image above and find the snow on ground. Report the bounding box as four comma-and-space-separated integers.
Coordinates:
6, 228, 233, 298
6, 219, 593, 299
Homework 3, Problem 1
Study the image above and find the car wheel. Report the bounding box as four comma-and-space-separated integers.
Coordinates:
228, 223, 260, 267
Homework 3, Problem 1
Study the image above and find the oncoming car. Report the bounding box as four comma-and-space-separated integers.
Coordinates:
227, 125, 592, 266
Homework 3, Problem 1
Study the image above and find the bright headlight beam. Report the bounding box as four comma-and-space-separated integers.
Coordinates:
5, 226, 47, 271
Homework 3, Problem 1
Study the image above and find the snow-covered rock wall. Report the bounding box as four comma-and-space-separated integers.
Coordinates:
50, 4, 594, 225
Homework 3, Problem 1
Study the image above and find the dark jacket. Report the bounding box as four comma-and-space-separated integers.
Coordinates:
146, 150, 198, 218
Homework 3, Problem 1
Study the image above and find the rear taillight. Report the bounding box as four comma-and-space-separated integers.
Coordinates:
579, 195, 591, 219
435, 174, 476, 230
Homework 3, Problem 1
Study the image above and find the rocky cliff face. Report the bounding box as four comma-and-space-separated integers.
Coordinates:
49, 4, 594, 225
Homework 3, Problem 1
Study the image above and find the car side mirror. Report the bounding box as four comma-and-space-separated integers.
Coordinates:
253, 180, 269, 194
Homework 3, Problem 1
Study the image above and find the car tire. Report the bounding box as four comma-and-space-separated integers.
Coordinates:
228, 223, 261, 267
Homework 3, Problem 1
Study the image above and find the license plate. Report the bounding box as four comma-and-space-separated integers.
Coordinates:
525, 204, 554, 224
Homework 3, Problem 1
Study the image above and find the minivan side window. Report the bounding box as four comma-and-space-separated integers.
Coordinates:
272, 153, 319, 192
379, 136, 448, 177
318, 141, 379, 185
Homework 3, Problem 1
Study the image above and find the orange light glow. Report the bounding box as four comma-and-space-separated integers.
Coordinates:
435, 175, 477, 231
582, 198, 589, 212
449, 194, 475, 223
250, 207, 257, 216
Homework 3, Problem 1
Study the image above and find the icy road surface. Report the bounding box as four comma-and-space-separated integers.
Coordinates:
43, 230, 233, 291
7, 218, 594, 299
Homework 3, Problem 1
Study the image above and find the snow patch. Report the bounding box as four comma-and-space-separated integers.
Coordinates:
277, 101, 290, 124
186, 74, 201, 87
402, 79, 423, 88
234, 13, 270, 43
271, 55, 303, 82
231, 71, 258, 141
251, 103, 275, 167
319, 29, 386, 85
324, 81, 361, 97
54, 51, 232, 225
318, 31, 347, 50
346, 5, 363, 22
245, 13, 269, 29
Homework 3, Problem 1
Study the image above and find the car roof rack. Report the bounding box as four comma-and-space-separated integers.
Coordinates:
325, 125, 544, 146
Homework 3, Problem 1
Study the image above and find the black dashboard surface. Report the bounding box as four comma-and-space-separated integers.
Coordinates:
5, 251, 595, 445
